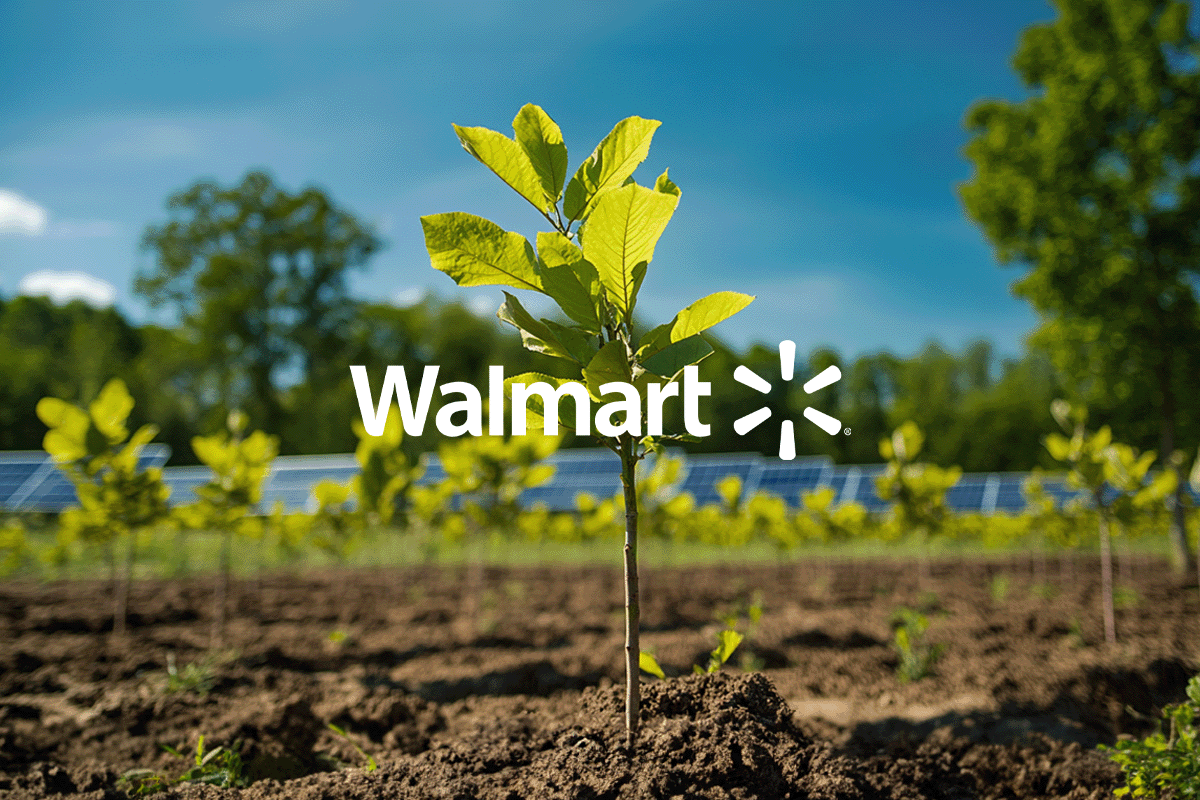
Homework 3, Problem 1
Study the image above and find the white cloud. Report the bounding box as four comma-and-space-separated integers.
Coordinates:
392, 286, 426, 307
17, 271, 117, 307
0, 190, 48, 236
468, 293, 499, 317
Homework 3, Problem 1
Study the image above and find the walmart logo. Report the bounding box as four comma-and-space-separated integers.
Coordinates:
732, 340, 842, 460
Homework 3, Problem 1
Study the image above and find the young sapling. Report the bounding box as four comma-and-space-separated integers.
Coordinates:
420, 104, 753, 748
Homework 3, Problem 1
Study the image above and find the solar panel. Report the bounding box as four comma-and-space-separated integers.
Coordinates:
415, 453, 446, 486
0, 452, 52, 507
14, 445, 172, 512
946, 478, 988, 513
1038, 477, 1085, 509
991, 474, 1030, 512
678, 454, 764, 508
5, 442, 1196, 519
755, 456, 834, 507
830, 465, 889, 511
160, 466, 215, 507
260, 454, 360, 512
519, 448, 623, 511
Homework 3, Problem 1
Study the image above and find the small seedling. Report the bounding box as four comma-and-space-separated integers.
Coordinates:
695, 629, 744, 675
890, 607, 943, 683
1102, 673, 1200, 797
117, 769, 173, 797
164, 652, 220, 696
122, 736, 247, 795
166, 736, 246, 789
638, 627, 744, 680
1066, 616, 1087, 649
717, 592, 765, 671
327, 723, 378, 772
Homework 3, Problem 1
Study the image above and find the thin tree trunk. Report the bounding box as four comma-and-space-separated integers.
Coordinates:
1116, 532, 1130, 589
212, 529, 233, 644
114, 531, 136, 639
1098, 507, 1116, 645
621, 438, 640, 753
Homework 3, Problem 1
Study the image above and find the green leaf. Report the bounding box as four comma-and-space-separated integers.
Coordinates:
313, 480, 352, 508
422, 212, 541, 292
563, 116, 661, 222
712, 629, 743, 668
641, 335, 713, 379
512, 104, 568, 206
581, 183, 678, 320
536, 232, 603, 331
88, 378, 134, 444
583, 340, 632, 401
654, 168, 680, 197
497, 292, 579, 363
639, 650, 666, 679
1044, 433, 1073, 463
37, 398, 90, 463
637, 291, 754, 360
542, 319, 599, 365
453, 124, 550, 213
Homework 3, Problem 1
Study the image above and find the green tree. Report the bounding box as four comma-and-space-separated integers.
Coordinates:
137, 171, 382, 440
960, 0, 1200, 574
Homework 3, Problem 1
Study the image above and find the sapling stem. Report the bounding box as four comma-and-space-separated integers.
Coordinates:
1097, 499, 1116, 645
213, 528, 233, 644
620, 433, 640, 751
115, 531, 135, 638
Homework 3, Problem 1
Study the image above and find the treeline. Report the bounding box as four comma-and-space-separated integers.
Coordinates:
0, 289, 1148, 473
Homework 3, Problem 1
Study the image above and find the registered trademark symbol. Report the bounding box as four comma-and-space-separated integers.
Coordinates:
844, 428, 851, 435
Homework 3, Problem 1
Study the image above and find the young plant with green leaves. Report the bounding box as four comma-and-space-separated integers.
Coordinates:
1044, 400, 1175, 644
438, 429, 560, 539
36, 378, 171, 637
876, 421, 961, 581
889, 606, 943, 683
183, 411, 279, 641
421, 104, 753, 747
1103, 673, 1200, 798
351, 409, 420, 528
0, 519, 32, 577
639, 627, 743, 681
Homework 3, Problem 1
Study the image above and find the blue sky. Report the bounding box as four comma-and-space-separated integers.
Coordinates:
0, 0, 1062, 360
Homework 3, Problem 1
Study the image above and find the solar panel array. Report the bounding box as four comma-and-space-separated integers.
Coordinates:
0, 446, 172, 512
3, 445, 1192, 515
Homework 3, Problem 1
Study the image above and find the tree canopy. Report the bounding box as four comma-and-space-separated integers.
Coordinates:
960, 0, 1200, 570
137, 171, 383, 437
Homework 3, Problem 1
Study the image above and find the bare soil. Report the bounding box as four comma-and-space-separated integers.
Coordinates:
1, 555, 1196, 798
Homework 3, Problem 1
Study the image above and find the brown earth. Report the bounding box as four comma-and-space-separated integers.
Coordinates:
1, 555, 1196, 799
